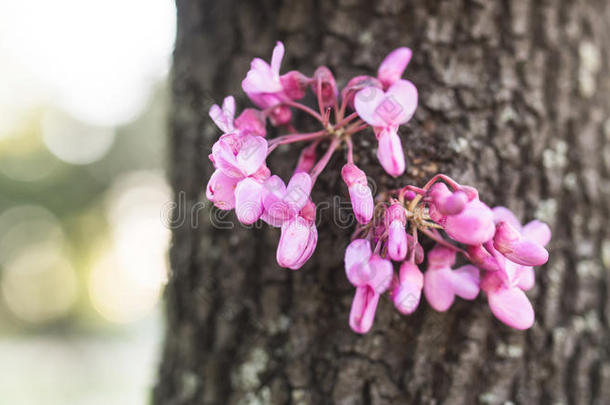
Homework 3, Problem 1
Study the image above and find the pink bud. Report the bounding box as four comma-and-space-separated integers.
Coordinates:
268, 105, 292, 126
387, 220, 408, 261
295, 144, 317, 174
348, 183, 374, 224
276, 216, 317, 270
376, 128, 405, 177
377, 47, 412, 89
493, 221, 549, 266
428, 183, 467, 219
391, 262, 423, 314
384, 203, 406, 226
235, 108, 266, 137
341, 163, 367, 186
280, 70, 309, 100
311, 66, 337, 108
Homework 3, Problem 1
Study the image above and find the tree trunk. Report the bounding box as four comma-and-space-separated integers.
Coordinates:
154, 0, 610, 404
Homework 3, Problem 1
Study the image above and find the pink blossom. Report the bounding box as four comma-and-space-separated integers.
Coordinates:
207, 134, 269, 223
377, 47, 412, 89
344, 239, 393, 334
261, 172, 312, 227
211, 134, 268, 179
242, 41, 284, 95
385, 203, 407, 261
423, 245, 480, 311
354, 80, 418, 176
391, 261, 423, 314
341, 164, 374, 224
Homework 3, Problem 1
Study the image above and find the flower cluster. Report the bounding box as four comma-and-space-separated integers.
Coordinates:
345, 174, 550, 333
205, 42, 551, 333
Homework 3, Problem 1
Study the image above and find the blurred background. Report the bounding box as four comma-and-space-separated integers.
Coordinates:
0, 1, 176, 404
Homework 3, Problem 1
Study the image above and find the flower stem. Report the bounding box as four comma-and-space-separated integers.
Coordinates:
310, 137, 341, 183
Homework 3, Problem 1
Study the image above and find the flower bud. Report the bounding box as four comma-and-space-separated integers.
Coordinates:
311, 66, 337, 108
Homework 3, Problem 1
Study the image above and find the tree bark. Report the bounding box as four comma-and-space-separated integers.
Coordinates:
154, 0, 610, 404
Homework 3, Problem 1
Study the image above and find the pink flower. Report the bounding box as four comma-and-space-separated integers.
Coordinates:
344, 239, 393, 334
211, 134, 268, 179
206, 134, 269, 223
385, 203, 407, 261
492, 207, 550, 267
341, 164, 373, 224
354, 80, 418, 176
377, 47, 412, 89
428, 183, 495, 246
391, 261, 423, 314
423, 245, 480, 311
276, 210, 317, 270
242, 41, 284, 95
241, 42, 293, 126
261, 172, 312, 227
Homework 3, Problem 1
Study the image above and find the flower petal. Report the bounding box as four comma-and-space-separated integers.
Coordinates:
277, 216, 311, 269
491, 206, 522, 230
487, 286, 534, 330
354, 87, 387, 127
212, 137, 243, 178
388, 220, 408, 261
384, 79, 418, 124
349, 183, 374, 225
349, 286, 380, 334
271, 41, 285, 76
522, 220, 551, 247
377, 47, 412, 88
344, 239, 372, 283
376, 128, 405, 177
285, 172, 312, 214
450, 265, 480, 300
206, 169, 239, 210
234, 178, 264, 225
424, 268, 455, 311
236, 135, 268, 176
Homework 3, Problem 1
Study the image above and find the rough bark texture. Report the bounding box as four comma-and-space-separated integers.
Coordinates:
154, 1, 610, 404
